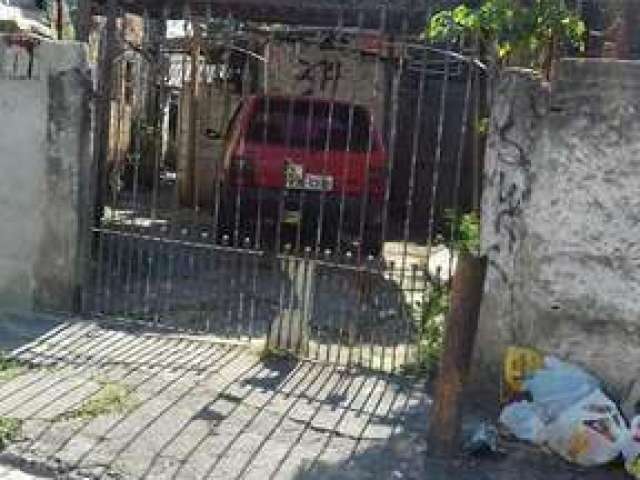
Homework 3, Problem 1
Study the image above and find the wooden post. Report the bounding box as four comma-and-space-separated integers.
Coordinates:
76, 0, 92, 42
428, 253, 488, 458
56, 0, 63, 40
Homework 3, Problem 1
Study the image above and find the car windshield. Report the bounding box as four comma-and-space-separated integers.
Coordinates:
246, 98, 375, 152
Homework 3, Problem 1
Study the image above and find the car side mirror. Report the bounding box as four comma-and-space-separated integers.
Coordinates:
205, 128, 221, 140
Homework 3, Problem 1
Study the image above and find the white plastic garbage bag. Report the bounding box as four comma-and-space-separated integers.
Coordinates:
544, 390, 627, 467
524, 357, 599, 422
499, 401, 546, 445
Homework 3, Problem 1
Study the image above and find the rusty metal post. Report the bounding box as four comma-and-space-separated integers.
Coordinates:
428, 252, 488, 458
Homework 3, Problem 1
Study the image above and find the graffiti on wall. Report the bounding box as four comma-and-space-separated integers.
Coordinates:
295, 57, 342, 96
485, 77, 540, 285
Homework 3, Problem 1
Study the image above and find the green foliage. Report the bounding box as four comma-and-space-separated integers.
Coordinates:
413, 282, 450, 373
447, 211, 481, 254
409, 211, 481, 374
55, 381, 136, 422
0, 353, 27, 383
426, 0, 586, 74
0, 417, 21, 451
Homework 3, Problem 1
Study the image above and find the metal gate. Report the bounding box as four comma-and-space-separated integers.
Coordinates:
83, 0, 485, 373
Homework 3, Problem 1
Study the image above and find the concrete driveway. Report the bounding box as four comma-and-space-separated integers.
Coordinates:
0, 321, 428, 480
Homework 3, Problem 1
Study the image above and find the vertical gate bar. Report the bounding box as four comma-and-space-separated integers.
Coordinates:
275, 253, 287, 351
274, 93, 293, 256
226, 245, 236, 338
324, 256, 333, 364
103, 231, 114, 314
93, 220, 104, 314
336, 10, 364, 255
292, 94, 308, 254
305, 248, 317, 359
238, 36, 257, 249
230, 21, 245, 248
216, 19, 234, 247
133, 9, 153, 320
240, 239, 252, 339
313, 8, 344, 256
427, 52, 451, 264
175, 4, 188, 219
132, 43, 148, 317
94, 0, 118, 313
151, 233, 166, 326
473, 42, 482, 213
314, 98, 337, 260
414, 264, 428, 368
195, 237, 207, 332
404, 263, 419, 370
248, 252, 260, 342
192, 12, 203, 221
144, 241, 154, 320
202, 5, 212, 151
285, 250, 297, 351
163, 240, 175, 323
312, 255, 324, 361
111, 54, 124, 217
204, 21, 215, 237
296, 247, 310, 355
105, 6, 124, 315
256, 32, 274, 251
402, 46, 429, 294
206, 247, 216, 333
209, 4, 223, 243
152, 7, 168, 221
294, 76, 316, 256
134, 232, 144, 315
211, 240, 223, 333
336, 265, 349, 366
357, 7, 386, 263
448, 63, 474, 279
264, 249, 277, 354
125, 10, 142, 318
380, 14, 408, 252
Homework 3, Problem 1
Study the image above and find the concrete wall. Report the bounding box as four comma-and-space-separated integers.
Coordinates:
475, 59, 640, 411
0, 35, 92, 311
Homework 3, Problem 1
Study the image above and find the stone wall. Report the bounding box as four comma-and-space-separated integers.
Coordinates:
475, 59, 640, 411
0, 35, 92, 311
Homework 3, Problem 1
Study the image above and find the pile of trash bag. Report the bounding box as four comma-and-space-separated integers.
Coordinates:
499, 349, 640, 478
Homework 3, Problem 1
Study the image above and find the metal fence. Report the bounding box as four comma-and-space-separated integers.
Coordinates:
83, 0, 485, 373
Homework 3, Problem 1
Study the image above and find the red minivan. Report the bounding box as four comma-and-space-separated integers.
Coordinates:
218, 95, 387, 252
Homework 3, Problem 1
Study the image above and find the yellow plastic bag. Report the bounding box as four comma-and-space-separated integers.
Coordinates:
502, 346, 544, 402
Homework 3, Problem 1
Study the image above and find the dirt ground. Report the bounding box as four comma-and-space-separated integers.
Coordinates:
0, 316, 633, 480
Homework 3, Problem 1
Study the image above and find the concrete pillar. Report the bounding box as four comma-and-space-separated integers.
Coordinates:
0, 35, 93, 311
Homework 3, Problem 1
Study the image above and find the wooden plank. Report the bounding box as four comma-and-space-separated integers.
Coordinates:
427, 253, 488, 458
90, 0, 444, 33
